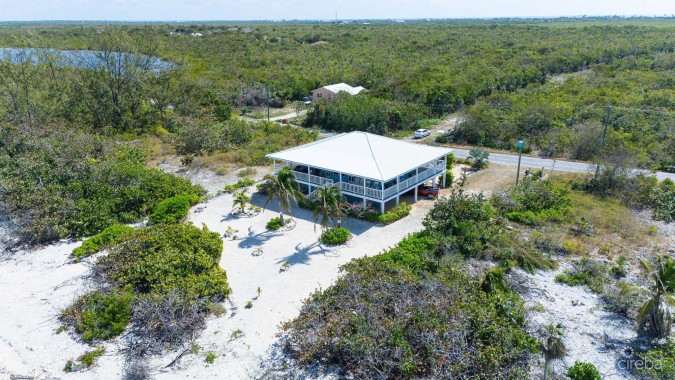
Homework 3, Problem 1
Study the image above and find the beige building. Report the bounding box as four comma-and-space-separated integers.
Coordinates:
311, 83, 367, 102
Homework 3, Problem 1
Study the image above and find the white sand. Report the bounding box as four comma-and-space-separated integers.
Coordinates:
520, 265, 636, 380
0, 188, 434, 379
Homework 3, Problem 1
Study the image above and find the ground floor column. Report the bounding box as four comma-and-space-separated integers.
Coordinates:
414, 185, 418, 201
362, 197, 367, 209
441, 170, 446, 188
380, 201, 385, 214
396, 194, 400, 205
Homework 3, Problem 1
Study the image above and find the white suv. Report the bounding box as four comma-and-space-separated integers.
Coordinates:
414, 129, 431, 139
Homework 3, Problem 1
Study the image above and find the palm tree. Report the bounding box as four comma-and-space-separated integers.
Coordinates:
262, 167, 304, 226
541, 323, 566, 380
621, 255, 675, 338
310, 184, 345, 231
232, 189, 251, 214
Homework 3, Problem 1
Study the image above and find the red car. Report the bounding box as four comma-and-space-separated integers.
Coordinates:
418, 185, 440, 198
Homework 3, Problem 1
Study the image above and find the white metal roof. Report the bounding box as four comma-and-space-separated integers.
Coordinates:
266, 132, 452, 181
318, 83, 367, 96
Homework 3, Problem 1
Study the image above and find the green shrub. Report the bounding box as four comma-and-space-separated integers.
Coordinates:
205, 352, 218, 364
555, 257, 609, 293
61, 287, 134, 342
149, 194, 201, 224
435, 134, 448, 144
636, 340, 675, 379
78, 346, 106, 368
266, 217, 284, 230
446, 153, 455, 169
498, 178, 571, 225
423, 191, 498, 257
444, 170, 454, 188
566, 361, 602, 380
63, 360, 74, 372
223, 178, 255, 193
320, 227, 351, 245
72, 224, 134, 261
378, 202, 412, 224
94, 223, 229, 299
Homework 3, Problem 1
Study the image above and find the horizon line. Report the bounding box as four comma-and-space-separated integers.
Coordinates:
0, 15, 674, 23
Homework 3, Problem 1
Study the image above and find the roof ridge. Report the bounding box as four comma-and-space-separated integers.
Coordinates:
364, 133, 385, 180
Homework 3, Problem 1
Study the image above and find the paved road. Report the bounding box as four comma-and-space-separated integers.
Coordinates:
449, 147, 675, 181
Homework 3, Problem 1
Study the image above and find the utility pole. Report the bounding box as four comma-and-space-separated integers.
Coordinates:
516, 140, 524, 185
265, 85, 271, 121
594, 106, 612, 178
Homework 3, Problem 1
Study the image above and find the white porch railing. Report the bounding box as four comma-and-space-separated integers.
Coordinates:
284, 168, 440, 201
340, 182, 364, 195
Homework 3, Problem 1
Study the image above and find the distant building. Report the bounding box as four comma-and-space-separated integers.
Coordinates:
190, 32, 203, 37
311, 83, 367, 102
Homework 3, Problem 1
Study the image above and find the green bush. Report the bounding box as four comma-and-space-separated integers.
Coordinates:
72, 224, 134, 261
435, 134, 448, 144
636, 340, 675, 379
320, 227, 351, 245
61, 287, 134, 342
496, 178, 571, 225
444, 170, 454, 188
149, 194, 201, 224
266, 217, 284, 230
446, 153, 455, 169
566, 361, 602, 380
555, 257, 609, 293
378, 202, 412, 224
223, 178, 255, 193
94, 223, 229, 299
78, 346, 106, 368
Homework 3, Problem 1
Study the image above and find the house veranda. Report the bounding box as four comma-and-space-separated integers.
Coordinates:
266, 131, 452, 214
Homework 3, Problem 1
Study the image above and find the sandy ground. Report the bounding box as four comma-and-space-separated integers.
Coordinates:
0, 179, 435, 379
519, 266, 636, 379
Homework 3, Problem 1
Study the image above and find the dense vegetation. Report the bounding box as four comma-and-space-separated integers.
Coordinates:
1, 20, 672, 168
284, 235, 538, 378
0, 125, 203, 243
71, 223, 134, 261
454, 56, 674, 170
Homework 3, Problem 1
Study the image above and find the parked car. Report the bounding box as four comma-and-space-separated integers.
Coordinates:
418, 185, 440, 197
414, 129, 431, 139
302, 96, 312, 105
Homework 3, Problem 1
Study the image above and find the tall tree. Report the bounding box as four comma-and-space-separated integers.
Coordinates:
262, 167, 304, 226
621, 256, 675, 338
309, 184, 345, 231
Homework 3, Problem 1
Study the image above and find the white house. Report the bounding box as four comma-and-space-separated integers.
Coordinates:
266, 131, 451, 213
311, 83, 367, 102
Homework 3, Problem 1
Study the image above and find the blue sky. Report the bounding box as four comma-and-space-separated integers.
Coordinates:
0, 0, 672, 21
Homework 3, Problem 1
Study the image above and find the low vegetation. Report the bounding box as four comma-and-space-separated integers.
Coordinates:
61, 286, 134, 342
284, 253, 538, 378
319, 227, 350, 245
149, 194, 201, 224
223, 178, 255, 193
555, 257, 609, 293
566, 361, 602, 380
71, 223, 134, 261
61, 223, 229, 357
266, 217, 284, 231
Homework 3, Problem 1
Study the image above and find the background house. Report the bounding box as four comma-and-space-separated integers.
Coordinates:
311, 83, 367, 102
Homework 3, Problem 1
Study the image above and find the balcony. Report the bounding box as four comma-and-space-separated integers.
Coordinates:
285, 168, 440, 201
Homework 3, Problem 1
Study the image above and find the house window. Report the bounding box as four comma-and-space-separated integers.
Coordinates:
317, 93, 323, 98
